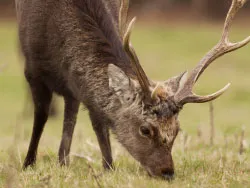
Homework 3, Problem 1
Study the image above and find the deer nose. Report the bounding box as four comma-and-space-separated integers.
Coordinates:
161, 168, 174, 180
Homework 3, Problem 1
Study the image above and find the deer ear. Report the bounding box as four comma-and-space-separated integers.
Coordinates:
108, 64, 136, 104
163, 71, 188, 93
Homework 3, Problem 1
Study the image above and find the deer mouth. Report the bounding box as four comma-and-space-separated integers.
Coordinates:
144, 166, 175, 181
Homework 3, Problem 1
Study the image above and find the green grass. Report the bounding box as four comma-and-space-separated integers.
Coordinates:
0, 20, 249, 187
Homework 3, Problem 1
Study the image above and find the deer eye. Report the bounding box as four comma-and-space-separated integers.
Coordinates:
139, 126, 151, 137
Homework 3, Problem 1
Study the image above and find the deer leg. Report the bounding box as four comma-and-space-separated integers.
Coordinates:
90, 113, 113, 170
58, 97, 80, 166
23, 79, 52, 169
94, 125, 113, 170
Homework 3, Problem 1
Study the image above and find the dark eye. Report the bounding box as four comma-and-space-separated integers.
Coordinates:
139, 126, 151, 137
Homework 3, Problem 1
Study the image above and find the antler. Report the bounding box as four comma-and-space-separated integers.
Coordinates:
119, 0, 152, 101
174, 0, 250, 105
119, 0, 129, 37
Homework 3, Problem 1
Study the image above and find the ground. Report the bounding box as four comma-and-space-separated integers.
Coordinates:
0, 20, 249, 187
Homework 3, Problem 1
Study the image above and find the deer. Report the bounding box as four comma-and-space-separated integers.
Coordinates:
15, 0, 250, 179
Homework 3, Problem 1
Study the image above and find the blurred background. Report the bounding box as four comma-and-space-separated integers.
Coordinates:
1, 0, 250, 19
0, 0, 249, 187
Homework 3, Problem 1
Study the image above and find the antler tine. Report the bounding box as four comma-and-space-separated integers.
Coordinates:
119, 0, 152, 101
119, 0, 129, 37
174, 0, 250, 106
123, 18, 151, 98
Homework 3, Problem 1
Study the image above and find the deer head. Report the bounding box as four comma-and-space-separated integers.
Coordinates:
108, 0, 250, 179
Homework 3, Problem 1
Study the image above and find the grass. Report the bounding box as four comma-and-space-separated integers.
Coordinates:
0, 20, 250, 187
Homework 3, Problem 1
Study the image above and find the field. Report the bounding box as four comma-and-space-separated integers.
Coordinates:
0, 20, 249, 187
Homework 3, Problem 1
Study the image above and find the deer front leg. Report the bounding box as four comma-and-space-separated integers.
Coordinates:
58, 96, 80, 166
90, 112, 113, 170
23, 77, 52, 169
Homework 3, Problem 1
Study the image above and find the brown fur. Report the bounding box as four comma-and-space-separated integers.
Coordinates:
16, 0, 185, 179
